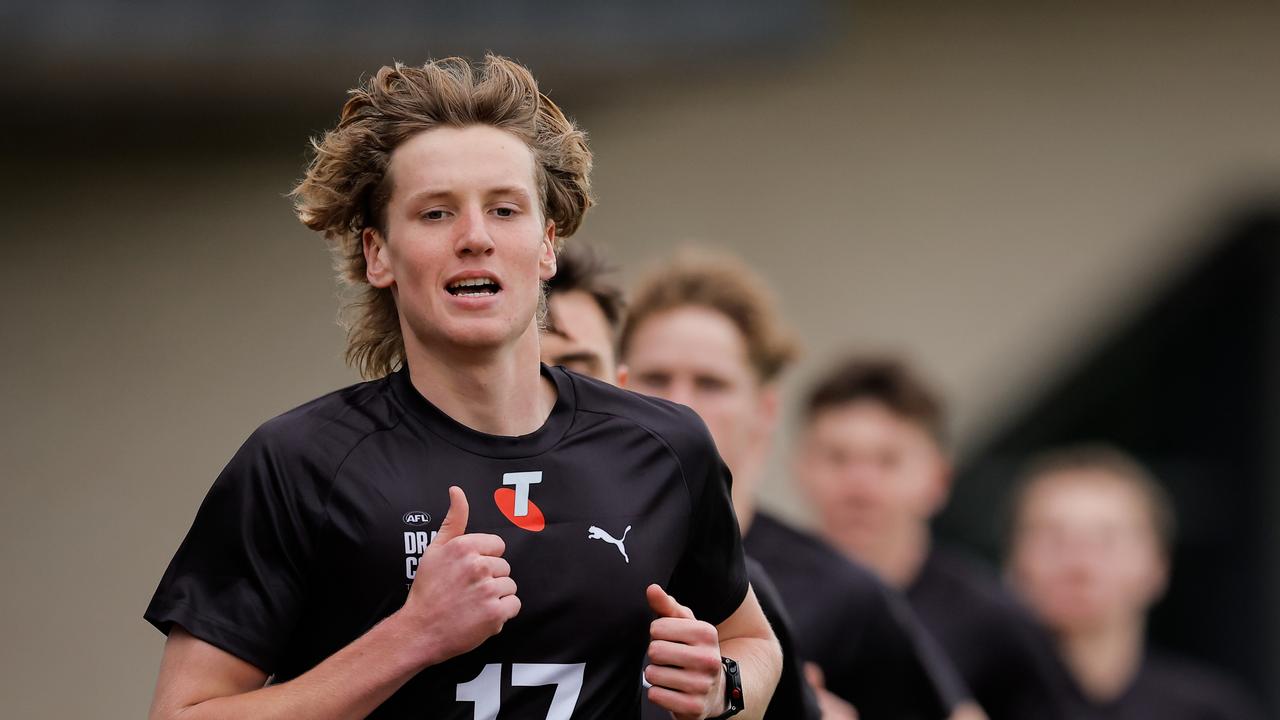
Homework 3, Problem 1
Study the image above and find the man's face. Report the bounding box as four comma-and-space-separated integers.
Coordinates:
541, 289, 619, 382
364, 125, 555, 354
1009, 472, 1167, 634
794, 401, 949, 551
623, 306, 772, 479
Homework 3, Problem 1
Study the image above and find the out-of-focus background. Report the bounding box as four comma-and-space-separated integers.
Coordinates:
3, 1, 1279, 716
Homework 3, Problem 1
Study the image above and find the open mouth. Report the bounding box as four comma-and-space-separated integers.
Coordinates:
446, 277, 502, 297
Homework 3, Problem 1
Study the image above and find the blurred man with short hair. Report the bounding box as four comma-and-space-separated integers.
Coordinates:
793, 356, 1062, 720
1007, 445, 1267, 719
541, 242, 628, 384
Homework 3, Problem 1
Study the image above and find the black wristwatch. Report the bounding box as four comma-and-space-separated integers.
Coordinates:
709, 656, 744, 718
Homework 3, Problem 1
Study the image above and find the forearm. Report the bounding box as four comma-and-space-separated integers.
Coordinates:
719, 633, 782, 720
154, 611, 434, 720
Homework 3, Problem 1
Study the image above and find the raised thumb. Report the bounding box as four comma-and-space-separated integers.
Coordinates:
646, 583, 694, 619
435, 486, 469, 544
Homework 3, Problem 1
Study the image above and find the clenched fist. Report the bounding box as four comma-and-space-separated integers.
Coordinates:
644, 584, 727, 720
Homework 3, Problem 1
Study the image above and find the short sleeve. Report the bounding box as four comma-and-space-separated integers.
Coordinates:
666, 427, 750, 626
143, 427, 324, 673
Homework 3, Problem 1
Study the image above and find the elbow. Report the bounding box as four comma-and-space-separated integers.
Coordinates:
759, 624, 782, 673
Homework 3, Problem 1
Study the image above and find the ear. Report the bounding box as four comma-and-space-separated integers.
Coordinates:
789, 426, 820, 505
924, 451, 954, 517
539, 220, 558, 282
615, 363, 629, 388
363, 227, 395, 289
756, 383, 781, 436
1144, 549, 1172, 606
741, 383, 781, 470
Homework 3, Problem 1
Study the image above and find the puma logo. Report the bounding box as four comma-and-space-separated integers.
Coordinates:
587, 525, 632, 564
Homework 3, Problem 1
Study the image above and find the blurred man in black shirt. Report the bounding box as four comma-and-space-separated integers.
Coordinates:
793, 356, 1063, 720
1007, 445, 1268, 720
620, 250, 969, 720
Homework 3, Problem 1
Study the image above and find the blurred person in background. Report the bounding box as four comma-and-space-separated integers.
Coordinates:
144, 56, 782, 720
1007, 445, 1267, 720
540, 242, 822, 720
620, 248, 976, 720
793, 357, 1064, 720
540, 242, 628, 385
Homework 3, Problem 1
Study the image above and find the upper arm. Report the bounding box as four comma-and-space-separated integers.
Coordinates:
149, 626, 268, 720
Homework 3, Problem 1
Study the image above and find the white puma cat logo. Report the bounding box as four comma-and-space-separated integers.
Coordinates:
587, 525, 632, 564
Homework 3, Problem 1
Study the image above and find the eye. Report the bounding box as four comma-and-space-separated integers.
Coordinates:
493, 206, 516, 218
422, 209, 449, 221
564, 358, 599, 376
694, 376, 729, 392
635, 372, 670, 390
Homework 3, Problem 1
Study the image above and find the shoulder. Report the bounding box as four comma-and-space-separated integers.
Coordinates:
232, 376, 403, 482
1140, 653, 1268, 719
748, 514, 858, 571
563, 369, 719, 467
916, 546, 1023, 614
914, 546, 1049, 644
747, 513, 888, 604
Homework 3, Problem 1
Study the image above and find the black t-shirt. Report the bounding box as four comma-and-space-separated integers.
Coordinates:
1047, 651, 1269, 720
744, 513, 962, 720
640, 557, 822, 720
906, 547, 1068, 720
743, 558, 823, 720
145, 365, 749, 719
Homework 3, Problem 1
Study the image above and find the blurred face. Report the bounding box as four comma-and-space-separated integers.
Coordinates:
541, 289, 619, 382
364, 125, 556, 355
1009, 472, 1168, 634
794, 400, 949, 552
623, 306, 773, 478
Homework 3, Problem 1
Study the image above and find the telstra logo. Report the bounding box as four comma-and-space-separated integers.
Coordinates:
495, 471, 545, 531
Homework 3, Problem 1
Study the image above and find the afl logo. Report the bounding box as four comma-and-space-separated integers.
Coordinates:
402, 511, 431, 526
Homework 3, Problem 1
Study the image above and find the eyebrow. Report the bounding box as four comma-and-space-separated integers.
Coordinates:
550, 351, 602, 367
404, 186, 534, 205
485, 186, 534, 201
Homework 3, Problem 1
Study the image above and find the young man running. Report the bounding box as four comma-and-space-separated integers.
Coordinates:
145, 56, 779, 720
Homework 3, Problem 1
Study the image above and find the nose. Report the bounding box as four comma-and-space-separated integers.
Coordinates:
841, 464, 881, 500
454, 206, 495, 257
664, 379, 695, 407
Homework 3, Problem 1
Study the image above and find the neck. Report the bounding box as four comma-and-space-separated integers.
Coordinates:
728, 454, 767, 536
833, 522, 931, 589
403, 320, 556, 436
1057, 617, 1145, 703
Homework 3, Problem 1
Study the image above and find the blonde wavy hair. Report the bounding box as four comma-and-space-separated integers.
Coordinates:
292, 54, 594, 379
621, 249, 800, 383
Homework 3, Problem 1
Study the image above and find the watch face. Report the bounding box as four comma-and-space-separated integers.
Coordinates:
720, 657, 744, 717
